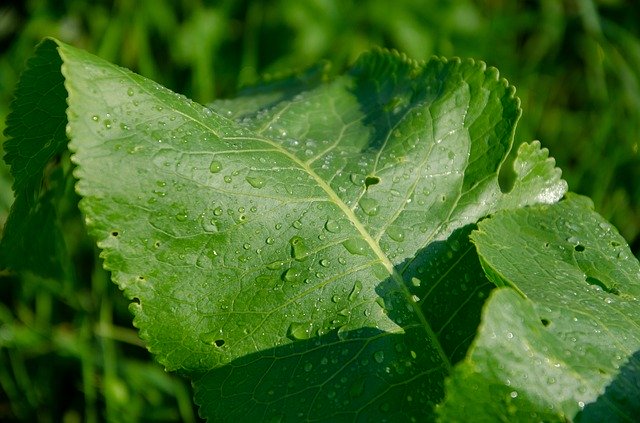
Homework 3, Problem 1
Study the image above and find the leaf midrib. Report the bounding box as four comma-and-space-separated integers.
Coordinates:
250, 133, 453, 373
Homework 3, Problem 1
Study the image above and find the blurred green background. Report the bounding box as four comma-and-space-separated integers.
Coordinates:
0, 0, 638, 421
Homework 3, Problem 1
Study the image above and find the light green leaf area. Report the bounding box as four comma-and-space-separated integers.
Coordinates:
8, 38, 570, 420
439, 195, 640, 422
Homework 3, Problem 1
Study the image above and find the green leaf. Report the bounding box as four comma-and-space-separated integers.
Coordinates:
439, 195, 640, 421
5, 39, 571, 420
0, 39, 70, 277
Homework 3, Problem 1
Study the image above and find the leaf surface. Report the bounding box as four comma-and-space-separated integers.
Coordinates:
0, 39, 70, 277
5, 39, 571, 420
439, 195, 640, 421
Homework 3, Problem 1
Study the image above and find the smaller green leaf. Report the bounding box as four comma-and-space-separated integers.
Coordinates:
0, 38, 70, 277
439, 194, 640, 421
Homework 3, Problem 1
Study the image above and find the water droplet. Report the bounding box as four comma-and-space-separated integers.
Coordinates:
359, 197, 379, 216
104, 119, 112, 129
348, 280, 362, 301
202, 218, 220, 233
304, 362, 313, 372
342, 238, 369, 256
223, 175, 232, 183
510, 391, 518, 398
287, 321, 313, 340
209, 160, 222, 173
127, 87, 134, 96
324, 219, 340, 233
246, 176, 265, 189
213, 207, 223, 216
319, 258, 330, 267
91, 115, 99, 122
350, 173, 364, 186
265, 237, 275, 245
292, 220, 302, 229
283, 268, 300, 282
266, 260, 284, 270
175, 211, 188, 221
289, 236, 310, 261
387, 226, 405, 242
374, 350, 385, 363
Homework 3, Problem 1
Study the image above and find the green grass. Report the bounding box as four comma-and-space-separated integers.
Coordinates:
1, 0, 638, 420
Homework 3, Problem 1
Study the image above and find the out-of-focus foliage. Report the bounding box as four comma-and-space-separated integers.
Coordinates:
0, 0, 638, 421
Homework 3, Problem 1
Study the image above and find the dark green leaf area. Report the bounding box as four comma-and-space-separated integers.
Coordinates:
194, 328, 443, 422
441, 195, 640, 421
53, 38, 569, 421
3, 38, 68, 201
0, 38, 70, 277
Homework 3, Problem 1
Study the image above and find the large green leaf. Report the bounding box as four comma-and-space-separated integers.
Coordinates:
439, 195, 640, 422
5, 39, 572, 420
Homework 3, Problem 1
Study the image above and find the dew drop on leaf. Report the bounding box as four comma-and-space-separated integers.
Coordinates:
386, 226, 405, 242
374, 351, 385, 363
289, 236, 310, 261
348, 280, 362, 301
245, 176, 265, 189
201, 218, 219, 233
209, 160, 222, 173
127, 87, 134, 96
213, 207, 223, 216
359, 197, 379, 216
283, 268, 300, 282
342, 238, 369, 256
266, 260, 284, 270
287, 321, 313, 341
265, 237, 275, 245
175, 211, 188, 222
350, 173, 365, 186
324, 219, 340, 233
